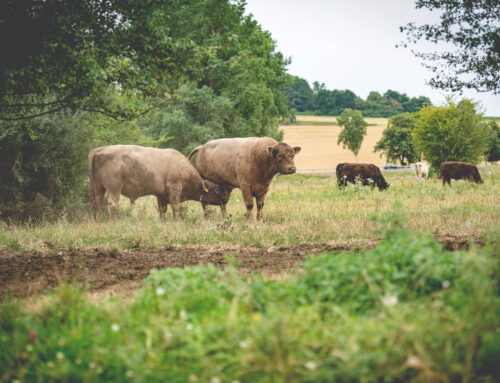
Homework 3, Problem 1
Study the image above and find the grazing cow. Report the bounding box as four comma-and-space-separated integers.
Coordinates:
189, 137, 301, 220
200, 179, 233, 218
336, 163, 389, 191
88, 145, 225, 221
415, 162, 429, 180
439, 161, 483, 187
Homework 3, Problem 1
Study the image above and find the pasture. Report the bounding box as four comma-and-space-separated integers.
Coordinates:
1, 136, 499, 382
1, 167, 499, 297
281, 115, 388, 168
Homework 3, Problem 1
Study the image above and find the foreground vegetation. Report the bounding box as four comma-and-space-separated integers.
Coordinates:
1, 168, 499, 252
1, 213, 499, 382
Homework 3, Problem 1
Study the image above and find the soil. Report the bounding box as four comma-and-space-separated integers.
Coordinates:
0, 234, 484, 300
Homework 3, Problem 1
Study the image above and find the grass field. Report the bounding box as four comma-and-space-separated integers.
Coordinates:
1, 120, 500, 382
281, 116, 389, 168
1, 169, 499, 253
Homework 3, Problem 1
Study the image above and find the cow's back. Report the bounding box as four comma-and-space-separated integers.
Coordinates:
93, 145, 197, 199
192, 137, 277, 187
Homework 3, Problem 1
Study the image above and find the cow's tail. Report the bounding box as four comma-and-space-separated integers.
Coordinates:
188, 145, 203, 161
88, 149, 97, 219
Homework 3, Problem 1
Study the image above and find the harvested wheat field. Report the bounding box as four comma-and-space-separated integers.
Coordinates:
281, 115, 388, 169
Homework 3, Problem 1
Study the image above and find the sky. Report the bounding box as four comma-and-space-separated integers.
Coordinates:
244, 0, 500, 116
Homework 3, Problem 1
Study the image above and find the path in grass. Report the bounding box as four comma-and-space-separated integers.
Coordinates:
0, 234, 483, 299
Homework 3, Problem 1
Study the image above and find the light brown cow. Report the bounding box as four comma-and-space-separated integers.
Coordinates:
189, 137, 301, 220
88, 145, 223, 221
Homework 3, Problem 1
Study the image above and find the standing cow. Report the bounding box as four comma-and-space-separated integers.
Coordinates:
88, 145, 225, 221
188, 137, 301, 220
336, 163, 389, 191
415, 162, 429, 180
439, 161, 483, 187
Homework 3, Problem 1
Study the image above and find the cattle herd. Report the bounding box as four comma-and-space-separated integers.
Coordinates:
88, 137, 484, 221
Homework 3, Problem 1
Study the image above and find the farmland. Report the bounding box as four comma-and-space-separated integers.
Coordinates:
1, 122, 500, 382
281, 115, 388, 168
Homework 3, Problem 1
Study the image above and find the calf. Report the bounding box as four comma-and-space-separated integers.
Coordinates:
439, 161, 483, 187
336, 163, 389, 191
200, 179, 233, 218
88, 145, 224, 221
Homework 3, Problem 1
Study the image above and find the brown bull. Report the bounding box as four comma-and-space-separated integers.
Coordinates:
189, 137, 301, 220
88, 145, 225, 221
439, 161, 483, 187
336, 163, 389, 191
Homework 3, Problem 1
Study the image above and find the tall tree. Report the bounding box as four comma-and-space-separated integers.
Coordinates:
285, 76, 315, 112
485, 120, 500, 163
400, 0, 500, 94
0, 0, 235, 121
374, 113, 419, 165
337, 109, 368, 162
412, 99, 491, 168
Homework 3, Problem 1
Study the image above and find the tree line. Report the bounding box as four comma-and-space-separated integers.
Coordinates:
285, 76, 432, 118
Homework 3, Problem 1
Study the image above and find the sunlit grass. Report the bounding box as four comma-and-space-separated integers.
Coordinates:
1, 166, 499, 251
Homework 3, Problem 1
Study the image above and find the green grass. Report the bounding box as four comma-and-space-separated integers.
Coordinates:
1, 166, 499, 252
1, 220, 499, 382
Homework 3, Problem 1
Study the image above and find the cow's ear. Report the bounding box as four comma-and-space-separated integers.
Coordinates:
267, 146, 277, 156
293, 146, 301, 154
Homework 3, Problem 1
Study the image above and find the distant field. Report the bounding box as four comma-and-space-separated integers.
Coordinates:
281, 115, 388, 168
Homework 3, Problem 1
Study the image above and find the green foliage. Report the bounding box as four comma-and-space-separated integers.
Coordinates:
374, 112, 419, 165
1, 219, 500, 382
0, 112, 93, 222
284, 76, 315, 112
140, 83, 234, 155
412, 99, 491, 168
0, 0, 220, 121
400, 0, 500, 94
485, 120, 500, 162
286, 78, 431, 118
336, 108, 368, 161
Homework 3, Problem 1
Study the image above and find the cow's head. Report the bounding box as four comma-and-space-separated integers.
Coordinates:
267, 142, 301, 175
200, 179, 232, 204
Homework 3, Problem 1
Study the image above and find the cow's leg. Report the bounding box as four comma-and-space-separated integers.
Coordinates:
157, 196, 168, 222
107, 190, 121, 218
256, 193, 268, 221
168, 184, 182, 221
202, 202, 209, 219
92, 184, 106, 220
220, 203, 228, 218
240, 184, 254, 220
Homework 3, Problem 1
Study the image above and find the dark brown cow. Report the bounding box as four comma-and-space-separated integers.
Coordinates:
88, 145, 226, 221
200, 179, 233, 218
189, 137, 301, 220
439, 161, 483, 187
336, 163, 389, 191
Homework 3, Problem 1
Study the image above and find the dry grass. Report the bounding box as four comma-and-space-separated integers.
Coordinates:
1, 167, 499, 252
281, 115, 388, 168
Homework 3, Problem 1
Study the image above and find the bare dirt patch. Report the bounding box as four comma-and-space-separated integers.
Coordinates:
0, 235, 484, 299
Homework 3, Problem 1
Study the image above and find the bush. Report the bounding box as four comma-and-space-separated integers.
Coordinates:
0, 111, 93, 222
412, 99, 491, 169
